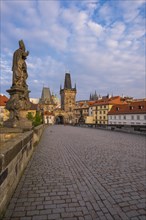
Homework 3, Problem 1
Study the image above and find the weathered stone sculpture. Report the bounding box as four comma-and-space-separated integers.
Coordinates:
4, 40, 32, 129
12, 40, 29, 88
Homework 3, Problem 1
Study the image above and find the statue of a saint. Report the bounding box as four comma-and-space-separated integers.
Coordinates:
12, 40, 29, 88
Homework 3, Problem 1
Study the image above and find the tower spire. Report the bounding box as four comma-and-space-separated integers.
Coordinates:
64, 73, 72, 89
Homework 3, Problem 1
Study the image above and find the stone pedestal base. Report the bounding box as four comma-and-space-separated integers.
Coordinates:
4, 86, 32, 131
4, 118, 32, 131
4, 119, 33, 130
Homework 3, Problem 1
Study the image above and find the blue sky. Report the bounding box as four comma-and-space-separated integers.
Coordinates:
0, 0, 145, 101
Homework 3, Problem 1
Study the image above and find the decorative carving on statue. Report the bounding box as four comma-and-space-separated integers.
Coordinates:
6, 94, 21, 120
12, 40, 29, 88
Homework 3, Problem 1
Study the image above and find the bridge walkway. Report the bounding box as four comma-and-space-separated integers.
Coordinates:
3, 125, 146, 220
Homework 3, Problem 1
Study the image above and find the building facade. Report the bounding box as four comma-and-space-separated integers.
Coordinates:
74, 101, 95, 124
39, 87, 56, 124
0, 94, 9, 125
87, 96, 127, 125
108, 101, 146, 125
60, 73, 77, 124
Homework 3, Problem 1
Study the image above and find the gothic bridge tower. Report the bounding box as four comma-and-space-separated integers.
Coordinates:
60, 73, 77, 124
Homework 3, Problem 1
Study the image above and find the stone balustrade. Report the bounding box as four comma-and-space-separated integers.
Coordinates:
0, 125, 44, 217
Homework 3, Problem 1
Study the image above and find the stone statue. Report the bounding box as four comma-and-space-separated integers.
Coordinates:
4, 40, 32, 129
12, 40, 29, 88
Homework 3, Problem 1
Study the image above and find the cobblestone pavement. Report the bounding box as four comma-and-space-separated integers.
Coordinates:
3, 125, 146, 220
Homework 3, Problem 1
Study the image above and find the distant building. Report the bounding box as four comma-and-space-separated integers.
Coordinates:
74, 100, 95, 124
39, 87, 56, 124
87, 96, 127, 125
0, 94, 9, 125
89, 92, 112, 101
108, 101, 146, 125
60, 73, 77, 124
27, 102, 38, 117
52, 93, 61, 109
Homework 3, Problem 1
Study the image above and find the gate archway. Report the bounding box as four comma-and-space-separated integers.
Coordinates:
55, 115, 64, 124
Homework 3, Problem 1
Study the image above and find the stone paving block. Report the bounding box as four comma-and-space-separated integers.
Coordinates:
14, 206, 25, 212
56, 203, 69, 208
53, 199, 65, 204
52, 208, 65, 213
68, 202, 79, 207
47, 213, 60, 219
137, 202, 146, 209
84, 215, 92, 220
112, 214, 121, 220
32, 216, 47, 220
98, 216, 107, 220
20, 217, 31, 220
26, 210, 39, 216
39, 209, 51, 215
139, 217, 146, 220
12, 211, 26, 217
78, 217, 85, 220
130, 217, 139, 220
44, 204, 56, 209
63, 218, 78, 220
25, 206, 36, 211
126, 210, 139, 218
10, 218, 20, 220
36, 205, 44, 210
61, 212, 74, 218
66, 207, 77, 212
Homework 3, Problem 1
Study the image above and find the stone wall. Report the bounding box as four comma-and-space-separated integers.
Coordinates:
0, 125, 44, 217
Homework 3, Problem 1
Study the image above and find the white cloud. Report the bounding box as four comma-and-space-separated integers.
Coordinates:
98, 2, 113, 25
88, 21, 103, 37
119, 0, 145, 23
1, 0, 145, 100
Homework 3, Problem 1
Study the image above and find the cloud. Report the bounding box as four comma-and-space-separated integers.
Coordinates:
119, 0, 145, 22
1, 0, 145, 100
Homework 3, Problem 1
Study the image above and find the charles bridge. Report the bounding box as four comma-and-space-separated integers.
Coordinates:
1, 40, 146, 220
0, 125, 145, 220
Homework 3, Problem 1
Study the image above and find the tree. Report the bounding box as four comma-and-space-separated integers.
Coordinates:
27, 112, 34, 122
33, 111, 42, 127
27, 111, 43, 127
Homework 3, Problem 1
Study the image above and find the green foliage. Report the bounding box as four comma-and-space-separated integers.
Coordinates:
33, 111, 43, 127
27, 111, 43, 127
27, 112, 34, 121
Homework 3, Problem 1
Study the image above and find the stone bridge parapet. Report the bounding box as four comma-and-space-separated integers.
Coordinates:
0, 125, 44, 216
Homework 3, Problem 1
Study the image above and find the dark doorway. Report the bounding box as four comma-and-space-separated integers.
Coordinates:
56, 116, 64, 124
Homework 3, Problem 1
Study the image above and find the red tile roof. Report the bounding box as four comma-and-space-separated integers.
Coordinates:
0, 95, 8, 106
44, 111, 54, 116
75, 97, 126, 109
93, 96, 126, 106
108, 101, 146, 115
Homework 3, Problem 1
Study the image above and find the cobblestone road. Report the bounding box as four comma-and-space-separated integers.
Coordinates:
3, 126, 146, 220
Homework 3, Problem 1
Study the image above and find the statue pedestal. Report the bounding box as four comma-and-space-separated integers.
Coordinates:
4, 110, 32, 130
4, 86, 32, 131
4, 118, 32, 131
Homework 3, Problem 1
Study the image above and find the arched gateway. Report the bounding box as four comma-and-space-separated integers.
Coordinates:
55, 115, 64, 124
54, 109, 66, 125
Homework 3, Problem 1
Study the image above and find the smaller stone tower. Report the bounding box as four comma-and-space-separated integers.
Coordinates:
60, 73, 77, 124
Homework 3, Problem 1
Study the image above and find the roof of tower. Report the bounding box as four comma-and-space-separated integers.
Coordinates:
40, 87, 53, 104
64, 73, 72, 89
